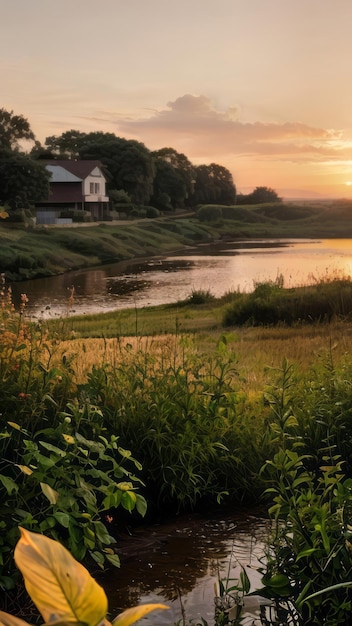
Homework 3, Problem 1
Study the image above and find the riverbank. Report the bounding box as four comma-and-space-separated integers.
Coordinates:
3, 199, 352, 281
0, 215, 215, 281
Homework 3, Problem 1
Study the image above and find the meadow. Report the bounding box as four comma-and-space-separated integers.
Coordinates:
4, 199, 352, 623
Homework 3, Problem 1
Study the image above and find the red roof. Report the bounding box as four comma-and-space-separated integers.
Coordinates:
44, 160, 106, 179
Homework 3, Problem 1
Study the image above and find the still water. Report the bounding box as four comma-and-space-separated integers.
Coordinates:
10, 238, 352, 318
99, 509, 269, 626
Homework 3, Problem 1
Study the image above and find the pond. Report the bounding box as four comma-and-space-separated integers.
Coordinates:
10, 238, 352, 318
98, 508, 271, 626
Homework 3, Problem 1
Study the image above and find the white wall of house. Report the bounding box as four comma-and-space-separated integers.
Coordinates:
83, 167, 108, 201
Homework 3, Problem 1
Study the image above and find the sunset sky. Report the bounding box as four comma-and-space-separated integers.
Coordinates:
2, 0, 352, 198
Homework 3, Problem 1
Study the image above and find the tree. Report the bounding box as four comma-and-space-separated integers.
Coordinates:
152, 148, 195, 206
0, 150, 50, 210
44, 130, 117, 159
150, 159, 186, 210
191, 163, 236, 205
109, 188, 134, 217
0, 108, 35, 151
240, 186, 282, 204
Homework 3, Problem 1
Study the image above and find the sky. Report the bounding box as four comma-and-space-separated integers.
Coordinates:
2, 0, 352, 198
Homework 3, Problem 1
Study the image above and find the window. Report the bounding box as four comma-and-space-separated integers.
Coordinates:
89, 182, 100, 194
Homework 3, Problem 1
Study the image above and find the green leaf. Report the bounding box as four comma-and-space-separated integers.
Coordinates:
0, 475, 18, 495
53, 512, 71, 528
121, 491, 137, 512
135, 495, 147, 517
302, 581, 352, 604
39, 441, 66, 457
14, 528, 108, 626
297, 547, 317, 560
105, 553, 120, 568
93, 522, 112, 545
240, 567, 250, 594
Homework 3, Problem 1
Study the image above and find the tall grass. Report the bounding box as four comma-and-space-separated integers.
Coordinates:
78, 335, 267, 512
223, 276, 352, 326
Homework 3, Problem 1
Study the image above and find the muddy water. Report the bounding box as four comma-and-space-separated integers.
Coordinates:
98, 509, 269, 626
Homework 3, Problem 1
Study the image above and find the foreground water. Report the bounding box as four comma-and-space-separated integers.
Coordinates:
98, 509, 270, 626
10, 238, 352, 318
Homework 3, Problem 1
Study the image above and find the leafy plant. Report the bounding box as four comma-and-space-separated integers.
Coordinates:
0, 527, 167, 626
0, 407, 147, 589
0, 279, 147, 592
259, 359, 352, 625
214, 555, 251, 626
80, 337, 266, 512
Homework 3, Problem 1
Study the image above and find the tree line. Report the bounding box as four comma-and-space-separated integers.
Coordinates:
0, 108, 280, 214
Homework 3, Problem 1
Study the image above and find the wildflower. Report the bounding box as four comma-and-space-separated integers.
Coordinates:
19, 293, 29, 315
18, 392, 31, 401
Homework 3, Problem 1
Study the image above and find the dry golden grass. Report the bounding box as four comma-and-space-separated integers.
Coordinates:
61, 320, 352, 397
63, 334, 187, 384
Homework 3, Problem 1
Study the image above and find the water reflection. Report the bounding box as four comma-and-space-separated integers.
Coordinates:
9, 238, 352, 318
98, 510, 269, 626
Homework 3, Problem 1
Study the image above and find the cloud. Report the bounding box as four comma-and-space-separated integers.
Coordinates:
116, 94, 348, 163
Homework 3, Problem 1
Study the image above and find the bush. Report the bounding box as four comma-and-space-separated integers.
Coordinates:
145, 206, 160, 218
0, 278, 146, 591
259, 359, 352, 625
179, 288, 216, 305
223, 278, 352, 327
196, 205, 223, 222
60, 209, 91, 223
78, 338, 266, 513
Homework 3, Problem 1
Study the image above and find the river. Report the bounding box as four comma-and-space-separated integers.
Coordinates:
9, 238, 352, 319
98, 509, 270, 626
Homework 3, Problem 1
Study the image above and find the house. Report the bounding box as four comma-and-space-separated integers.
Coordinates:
35, 160, 110, 224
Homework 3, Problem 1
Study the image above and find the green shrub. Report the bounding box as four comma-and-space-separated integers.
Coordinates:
196, 205, 223, 222
78, 337, 266, 512
177, 288, 216, 305
223, 278, 352, 326
145, 206, 160, 218
0, 280, 146, 591
259, 359, 352, 625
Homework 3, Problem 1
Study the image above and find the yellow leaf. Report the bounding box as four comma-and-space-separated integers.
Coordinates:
116, 482, 133, 491
0, 611, 30, 626
14, 528, 108, 626
62, 434, 75, 444
0, 211, 9, 219
42, 622, 87, 626
40, 482, 59, 504
112, 604, 169, 626
15, 465, 33, 476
